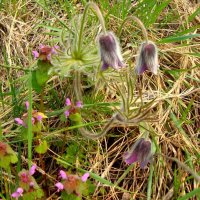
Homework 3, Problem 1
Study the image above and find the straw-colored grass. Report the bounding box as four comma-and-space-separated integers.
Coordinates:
0, 0, 199, 199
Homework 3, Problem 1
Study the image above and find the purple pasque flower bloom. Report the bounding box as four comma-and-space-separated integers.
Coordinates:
81, 172, 90, 182
59, 170, 67, 180
29, 164, 37, 175
124, 138, 153, 168
55, 182, 64, 192
135, 41, 159, 75
99, 31, 124, 71
11, 187, 23, 199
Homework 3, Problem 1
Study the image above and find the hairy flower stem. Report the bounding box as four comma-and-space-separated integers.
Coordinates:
157, 154, 200, 183
79, 116, 117, 139
77, 2, 106, 56
74, 69, 118, 139
74, 70, 82, 102
119, 16, 148, 43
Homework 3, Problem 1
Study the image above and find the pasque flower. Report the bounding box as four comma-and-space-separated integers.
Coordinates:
99, 31, 124, 70
124, 138, 153, 168
135, 41, 159, 75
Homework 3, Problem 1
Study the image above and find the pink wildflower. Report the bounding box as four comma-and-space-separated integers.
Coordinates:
55, 182, 64, 192
15, 118, 24, 126
64, 110, 70, 118
76, 101, 82, 108
32, 51, 39, 60
59, 170, 67, 180
25, 101, 29, 110
65, 98, 71, 106
11, 187, 23, 199
29, 164, 37, 176
81, 172, 90, 182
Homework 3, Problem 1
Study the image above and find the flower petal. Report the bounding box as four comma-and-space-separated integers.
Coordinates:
25, 101, 29, 110
29, 164, 37, 175
59, 170, 67, 180
76, 101, 82, 108
65, 98, 71, 106
64, 110, 70, 118
55, 182, 64, 192
32, 51, 39, 60
81, 172, 90, 182
15, 118, 24, 126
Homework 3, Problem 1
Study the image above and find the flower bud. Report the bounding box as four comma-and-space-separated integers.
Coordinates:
124, 138, 153, 168
135, 41, 159, 75
99, 32, 124, 70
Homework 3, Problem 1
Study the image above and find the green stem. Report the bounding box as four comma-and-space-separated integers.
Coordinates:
147, 163, 154, 200
27, 73, 33, 168
119, 16, 148, 42
74, 70, 82, 101
77, 2, 106, 55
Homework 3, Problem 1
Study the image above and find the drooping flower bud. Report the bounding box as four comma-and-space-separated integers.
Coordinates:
124, 138, 153, 168
135, 41, 159, 75
98, 32, 124, 70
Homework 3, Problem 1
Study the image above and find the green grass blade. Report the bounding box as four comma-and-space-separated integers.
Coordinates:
27, 73, 33, 168
177, 188, 200, 200
114, 163, 134, 186
159, 34, 200, 43
147, 163, 154, 200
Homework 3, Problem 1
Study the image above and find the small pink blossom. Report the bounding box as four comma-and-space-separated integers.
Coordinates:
15, 118, 24, 126
11, 187, 23, 199
51, 45, 60, 54
55, 182, 64, 192
65, 98, 71, 106
29, 164, 37, 175
33, 44, 59, 61
32, 51, 39, 60
59, 170, 67, 180
31, 117, 35, 125
29, 182, 34, 187
64, 110, 70, 118
25, 101, 29, 110
81, 172, 90, 182
37, 114, 43, 122
76, 101, 82, 108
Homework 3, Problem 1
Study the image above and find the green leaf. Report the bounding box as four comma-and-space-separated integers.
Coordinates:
36, 60, 52, 86
32, 70, 42, 93
159, 34, 200, 43
177, 188, 200, 200
0, 143, 18, 169
35, 140, 48, 154
32, 60, 52, 92
69, 113, 82, 122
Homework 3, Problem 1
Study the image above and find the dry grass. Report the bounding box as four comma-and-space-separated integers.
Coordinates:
0, 0, 200, 199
